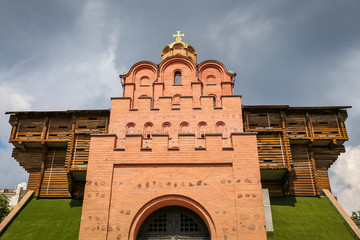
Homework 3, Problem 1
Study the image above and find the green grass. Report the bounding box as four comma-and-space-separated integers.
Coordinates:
0, 198, 82, 240
1, 196, 357, 239
268, 196, 359, 240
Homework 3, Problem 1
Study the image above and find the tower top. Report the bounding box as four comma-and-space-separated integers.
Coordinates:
173, 31, 184, 42
161, 31, 197, 63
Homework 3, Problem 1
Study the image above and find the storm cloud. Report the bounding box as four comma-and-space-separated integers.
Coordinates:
0, 0, 359, 214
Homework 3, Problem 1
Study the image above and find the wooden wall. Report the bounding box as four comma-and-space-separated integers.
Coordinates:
9, 111, 109, 198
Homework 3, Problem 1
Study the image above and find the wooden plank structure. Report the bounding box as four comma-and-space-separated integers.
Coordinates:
243, 105, 349, 196
7, 110, 109, 198
6, 105, 349, 198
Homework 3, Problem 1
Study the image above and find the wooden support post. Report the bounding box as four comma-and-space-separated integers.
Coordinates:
308, 145, 320, 196
66, 114, 77, 169
339, 121, 348, 140
18, 142, 27, 152
9, 119, 18, 141
305, 112, 314, 140
35, 144, 48, 197
280, 111, 293, 170
41, 116, 50, 141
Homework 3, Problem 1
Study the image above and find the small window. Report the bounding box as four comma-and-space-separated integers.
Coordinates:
172, 94, 181, 105
144, 122, 153, 138
209, 94, 216, 107
216, 121, 226, 134
126, 123, 136, 134
180, 122, 190, 133
162, 122, 171, 134
174, 72, 181, 85
198, 122, 207, 138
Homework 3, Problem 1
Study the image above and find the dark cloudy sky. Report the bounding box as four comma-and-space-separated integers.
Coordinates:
0, 0, 359, 214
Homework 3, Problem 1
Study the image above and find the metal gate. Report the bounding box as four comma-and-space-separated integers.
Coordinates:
137, 206, 210, 240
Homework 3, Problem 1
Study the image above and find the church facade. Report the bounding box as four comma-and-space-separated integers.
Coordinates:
6, 33, 350, 240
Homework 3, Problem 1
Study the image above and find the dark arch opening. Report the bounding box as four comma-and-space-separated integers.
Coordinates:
136, 206, 210, 240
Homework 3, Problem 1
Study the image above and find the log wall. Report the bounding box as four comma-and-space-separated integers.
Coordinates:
7, 106, 349, 198
8, 110, 109, 198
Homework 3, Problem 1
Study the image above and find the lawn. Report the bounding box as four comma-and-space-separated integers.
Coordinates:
1, 196, 358, 239
0, 198, 82, 240
268, 196, 358, 240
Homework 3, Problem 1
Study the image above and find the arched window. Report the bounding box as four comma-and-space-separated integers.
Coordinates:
162, 122, 171, 134
209, 94, 216, 107
174, 71, 181, 85
206, 75, 216, 85
180, 122, 190, 134
172, 94, 181, 105
144, 122, 154, 139
216, 121, 226, 135
140, 76, 150, 85
198, 122, 207, 138
126, 123, 136, 134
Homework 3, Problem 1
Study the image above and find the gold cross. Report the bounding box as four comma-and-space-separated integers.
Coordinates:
173, 31, 184, 42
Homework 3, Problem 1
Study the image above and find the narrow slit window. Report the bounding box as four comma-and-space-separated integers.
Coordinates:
174, 72, 181, 85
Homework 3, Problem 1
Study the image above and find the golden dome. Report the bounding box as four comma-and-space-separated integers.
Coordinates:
161, 31, 197, 63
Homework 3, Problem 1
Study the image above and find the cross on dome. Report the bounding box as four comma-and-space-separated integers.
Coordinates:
173, 31, 184, 42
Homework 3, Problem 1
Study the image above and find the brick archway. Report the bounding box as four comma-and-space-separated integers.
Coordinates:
129, 195, 216, 240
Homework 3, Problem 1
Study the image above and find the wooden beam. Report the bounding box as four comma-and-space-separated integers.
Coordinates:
41, 116, 50, 141
35, 147, 47, 197
18, 142, 27, 152
280, 110, 293, 170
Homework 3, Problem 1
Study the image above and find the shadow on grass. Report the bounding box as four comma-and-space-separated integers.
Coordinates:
267, 232, 275, 238
69, 199, 83, 208
270, 196, 297, 206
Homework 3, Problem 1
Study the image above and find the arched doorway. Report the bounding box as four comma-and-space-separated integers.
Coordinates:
136, 206, 210, 240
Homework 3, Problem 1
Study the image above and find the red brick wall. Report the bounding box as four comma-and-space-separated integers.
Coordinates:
79, 132, 266, 239
79, 55, 266, 239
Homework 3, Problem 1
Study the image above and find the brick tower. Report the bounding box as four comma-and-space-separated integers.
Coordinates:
78, 33, 267, 239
